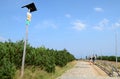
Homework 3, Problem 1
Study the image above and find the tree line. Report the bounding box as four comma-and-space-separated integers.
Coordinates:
97, 56, 120, 62
0, 40, 75, 79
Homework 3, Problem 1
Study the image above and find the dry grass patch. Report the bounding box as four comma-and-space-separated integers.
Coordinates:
14, 61, 77, 79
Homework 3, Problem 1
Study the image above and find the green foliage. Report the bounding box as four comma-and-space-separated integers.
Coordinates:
55, 49, 75, 67
97, 56, 120, 62
0, 58, 16, 79
108, 56, 116, 61
0, 40, 75, 78
118, 57, 120, 62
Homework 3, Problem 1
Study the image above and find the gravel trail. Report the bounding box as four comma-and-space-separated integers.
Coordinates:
57, 61, 119, 79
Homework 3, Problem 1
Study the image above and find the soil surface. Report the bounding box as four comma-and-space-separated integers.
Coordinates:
57, 61, 119, 79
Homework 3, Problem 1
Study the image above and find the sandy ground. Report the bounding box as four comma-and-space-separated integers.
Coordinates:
57, 61, 119, 79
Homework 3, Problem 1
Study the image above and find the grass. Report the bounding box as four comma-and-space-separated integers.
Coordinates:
53, 60, 76, 78
14, 61, 76, 79
96, 60, 120, 69
95, 60, 120, 77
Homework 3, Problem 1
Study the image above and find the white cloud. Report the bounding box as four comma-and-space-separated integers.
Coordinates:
65, 14, 71, 18
0, 36, 6, 42
94, 19, 120, 31
93, 26, 103, 31
35, 20, 57, 29
93, 19, 109, 31
94, 7, 103, 12
72, 20, 86, 31
12, 16, 22, 23
42, 20, 57, 29
111, 20, 120, 30
99, 19, 109, 28
115, 22, 120, 27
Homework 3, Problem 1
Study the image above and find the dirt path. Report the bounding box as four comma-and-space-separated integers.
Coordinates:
57, 61, 119, 79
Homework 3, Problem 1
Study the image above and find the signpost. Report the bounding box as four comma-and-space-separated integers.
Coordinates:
21, 3, 37, 78
115, 31, 118, 72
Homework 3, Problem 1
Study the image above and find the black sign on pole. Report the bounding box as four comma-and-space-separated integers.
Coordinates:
22, 2, 37, 12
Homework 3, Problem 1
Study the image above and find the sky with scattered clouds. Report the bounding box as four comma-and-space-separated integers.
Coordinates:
0, 0, 120, 58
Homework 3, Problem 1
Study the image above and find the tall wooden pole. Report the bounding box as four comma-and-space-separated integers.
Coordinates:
115, 31, 118, 70
21, 24, 28, 78
21, 3, 37, 78
21, 10, 30, 78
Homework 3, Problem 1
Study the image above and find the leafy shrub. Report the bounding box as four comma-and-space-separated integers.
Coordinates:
0, 58, 16, 79
0, 40, 75, 75
97, 56, 120, 62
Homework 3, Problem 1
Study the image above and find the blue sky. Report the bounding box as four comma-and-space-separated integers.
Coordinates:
0, 0, 120, 58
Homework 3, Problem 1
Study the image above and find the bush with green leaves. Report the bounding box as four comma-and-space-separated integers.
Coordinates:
0, 58, 16, 79
97, 56, 120, 62
0, 40, 75, 78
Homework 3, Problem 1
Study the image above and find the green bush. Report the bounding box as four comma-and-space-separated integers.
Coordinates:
97, 56, 120, 62
0, 58, 16, 79
0, 40, 75, 76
